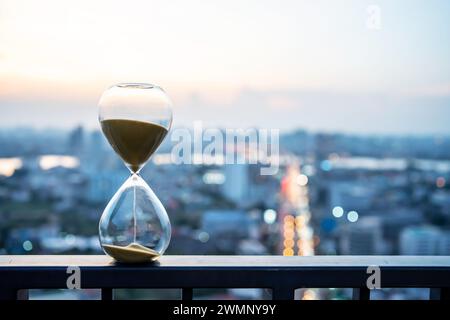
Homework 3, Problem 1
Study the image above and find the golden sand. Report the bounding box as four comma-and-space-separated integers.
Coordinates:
102, 242, 160, 263
100, 119, 168, 173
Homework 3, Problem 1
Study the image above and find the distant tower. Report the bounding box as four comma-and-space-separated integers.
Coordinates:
68, 125, 85, 155
400, 226, 441, 255
222, 162, 249, 205
439, 231, 450, 255
89, 130, 104, 151
339, 217, 384, 254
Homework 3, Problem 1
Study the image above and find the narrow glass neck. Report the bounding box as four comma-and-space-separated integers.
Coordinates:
127, 163, 143, 174
130, 172, 140, 179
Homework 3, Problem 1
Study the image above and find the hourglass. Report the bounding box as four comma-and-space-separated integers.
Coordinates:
97, 83, 172, 263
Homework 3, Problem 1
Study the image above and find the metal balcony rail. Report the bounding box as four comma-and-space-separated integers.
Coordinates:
1, 255, 450, 300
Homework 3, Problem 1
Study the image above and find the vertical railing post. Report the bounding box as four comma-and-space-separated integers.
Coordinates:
17, 289, 29, 300
272, 287, 294, 300
101, 288, 114, 300
181, 288, 193, 300
430, 288, 450, 300
352, 287, 370, 300
0, 288, 28, 300
0, 289, 17, 300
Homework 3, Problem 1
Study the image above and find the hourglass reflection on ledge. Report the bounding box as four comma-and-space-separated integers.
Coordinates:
97, 83, 172, 263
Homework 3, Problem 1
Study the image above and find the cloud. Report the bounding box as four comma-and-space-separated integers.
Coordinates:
174, 88, 450, 135
415, 83, 450, 97
1, 86, 450, 135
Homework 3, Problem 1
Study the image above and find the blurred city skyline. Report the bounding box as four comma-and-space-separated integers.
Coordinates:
1, 0, 450, 134
1, 1, 450, 300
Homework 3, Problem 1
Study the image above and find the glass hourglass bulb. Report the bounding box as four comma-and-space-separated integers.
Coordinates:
98, 83, 172, 263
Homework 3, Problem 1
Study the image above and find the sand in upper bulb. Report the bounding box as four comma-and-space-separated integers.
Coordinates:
100, 119, 168, 173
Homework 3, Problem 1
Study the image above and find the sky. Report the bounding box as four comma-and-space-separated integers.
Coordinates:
0, 0, 449, 134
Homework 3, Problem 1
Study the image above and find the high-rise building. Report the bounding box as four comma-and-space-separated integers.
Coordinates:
339, 217, 384, 255
68, 125, 85, 155
399, 226, 441, 255
202, 210, 252, 252
438, 231, 450, 255
222, 162, 249, 205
